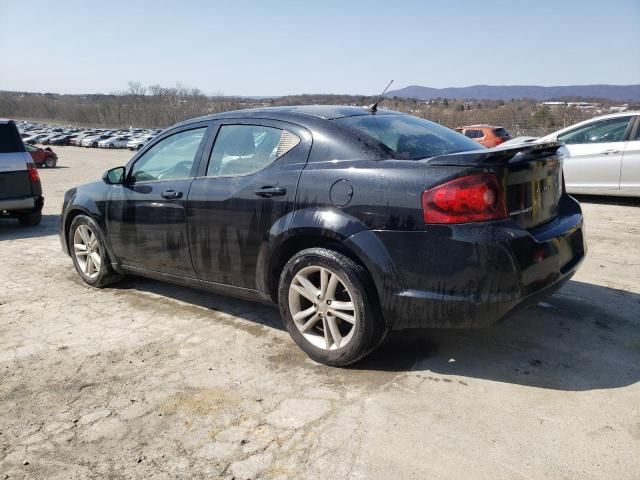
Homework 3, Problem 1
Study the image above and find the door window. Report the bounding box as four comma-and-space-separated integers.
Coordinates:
558, 117, 632, 145
207, 125, 290, 177
464, 129, 484, 139
130, 127, 206, 182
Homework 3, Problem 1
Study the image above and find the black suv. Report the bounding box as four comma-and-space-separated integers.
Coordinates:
60, 106, 585, 366
0, 120, 44, 226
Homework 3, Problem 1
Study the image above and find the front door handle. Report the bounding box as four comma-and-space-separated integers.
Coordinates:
601, 149, 621, 155
161, 189, 183, 199
254, 186, 286, 198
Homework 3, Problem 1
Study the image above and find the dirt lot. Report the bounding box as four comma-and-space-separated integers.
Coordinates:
1, 146, 639, 480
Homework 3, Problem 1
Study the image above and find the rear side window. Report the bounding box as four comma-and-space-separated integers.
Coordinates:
0, 123, 26, 153
464, 129, 484, 139
207, 125, 298, 177
493, 128, 511, 138
334, 115, 482, 160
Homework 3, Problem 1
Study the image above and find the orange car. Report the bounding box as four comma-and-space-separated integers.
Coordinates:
454, 125, 512, 147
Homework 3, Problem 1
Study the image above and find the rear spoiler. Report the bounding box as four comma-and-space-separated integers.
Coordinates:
425, 142, 563, 166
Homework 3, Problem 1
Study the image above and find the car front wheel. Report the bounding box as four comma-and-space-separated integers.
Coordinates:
69, 215, 122, 288
278, 248, 387, 366
44, 156, 57, 168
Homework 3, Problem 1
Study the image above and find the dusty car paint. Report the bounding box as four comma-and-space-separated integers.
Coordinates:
60, 106, 586, 329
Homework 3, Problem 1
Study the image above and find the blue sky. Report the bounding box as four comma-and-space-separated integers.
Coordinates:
1, 0, 638, 96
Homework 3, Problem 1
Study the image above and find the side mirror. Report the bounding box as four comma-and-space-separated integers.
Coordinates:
103, 166, 126, 185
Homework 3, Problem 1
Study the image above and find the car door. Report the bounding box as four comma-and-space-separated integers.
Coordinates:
106, 123, 210, 277
187, 120, 311, 289
557, 116, 635, 193
620, 116, 640, 194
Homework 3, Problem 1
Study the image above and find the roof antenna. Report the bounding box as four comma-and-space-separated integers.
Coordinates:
367, 79, 394, 112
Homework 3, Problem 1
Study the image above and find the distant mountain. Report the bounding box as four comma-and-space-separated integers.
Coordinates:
387, 84, 640, 102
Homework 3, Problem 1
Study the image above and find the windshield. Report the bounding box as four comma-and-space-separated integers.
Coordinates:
334, 114, 483, 160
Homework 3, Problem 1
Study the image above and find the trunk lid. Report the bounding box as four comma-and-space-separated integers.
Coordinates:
427, 142, 564, 229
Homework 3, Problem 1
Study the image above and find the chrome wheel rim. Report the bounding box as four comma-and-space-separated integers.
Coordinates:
288, 266, 357, 351
73, 224, 101, 279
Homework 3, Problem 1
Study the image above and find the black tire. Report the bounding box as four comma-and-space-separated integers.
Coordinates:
68, 214, 122, 288
278, 247, 387, 367
44, 156, 57, 168
17, 210, 42, 226
137, 144, 143, 150
92, 142, 98, 148
108, 144, 114, 149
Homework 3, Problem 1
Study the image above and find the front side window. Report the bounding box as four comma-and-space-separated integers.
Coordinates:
493, 128, 511, 139
334, 114, 482, 160
130, 127, 206, 182
558, 117, 632, 144
207, 125, 286, 176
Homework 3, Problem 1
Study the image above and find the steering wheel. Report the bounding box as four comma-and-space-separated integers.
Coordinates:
158, 160, 193, 180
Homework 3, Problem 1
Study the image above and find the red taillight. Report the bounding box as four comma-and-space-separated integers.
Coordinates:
27, 163, 40, 182
493, 137, 505, 146
422, 174, 507, 224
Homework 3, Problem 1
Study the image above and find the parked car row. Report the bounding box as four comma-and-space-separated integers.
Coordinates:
16, 120, 162, 150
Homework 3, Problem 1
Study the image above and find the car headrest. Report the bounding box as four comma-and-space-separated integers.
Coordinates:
225, 130, 255, 156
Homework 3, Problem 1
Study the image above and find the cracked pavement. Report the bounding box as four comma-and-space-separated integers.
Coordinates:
1, 147, 639, 479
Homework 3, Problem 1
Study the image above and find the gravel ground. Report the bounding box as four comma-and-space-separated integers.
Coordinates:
1, 146, 639, 480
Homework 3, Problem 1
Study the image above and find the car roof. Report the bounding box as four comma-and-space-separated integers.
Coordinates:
174, 105, 403, 129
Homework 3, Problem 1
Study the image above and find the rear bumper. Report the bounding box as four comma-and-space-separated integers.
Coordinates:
0, 195, 43, 213
349, 195, 585, 329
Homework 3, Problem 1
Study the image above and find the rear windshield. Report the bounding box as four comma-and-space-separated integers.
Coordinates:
493, 127, 511, 138
334, 114, 482, 160
0, 123, 26, 153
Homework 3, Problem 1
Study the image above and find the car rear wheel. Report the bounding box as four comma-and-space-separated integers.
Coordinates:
44, 156, 57, 168
17, 210, 42, 226
278, 248, 387, 366
69, 215, 122, 288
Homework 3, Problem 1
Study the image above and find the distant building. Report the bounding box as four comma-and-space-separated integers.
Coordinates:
609, 104, 629, 112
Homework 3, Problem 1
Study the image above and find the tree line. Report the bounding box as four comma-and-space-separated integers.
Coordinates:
1, 81, 630, 135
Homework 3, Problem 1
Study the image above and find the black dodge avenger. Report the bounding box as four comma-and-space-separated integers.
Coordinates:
60, 106, 586, 366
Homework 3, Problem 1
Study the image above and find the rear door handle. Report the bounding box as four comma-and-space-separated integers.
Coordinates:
160, 189, 183, 199
254, 186, 286, 198
601, 149, 621, 155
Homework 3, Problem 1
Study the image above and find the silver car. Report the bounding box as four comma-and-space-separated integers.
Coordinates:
538, 112, 640, 197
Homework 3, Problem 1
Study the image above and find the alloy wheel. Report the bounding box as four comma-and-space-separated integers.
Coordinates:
288, 265, 357, 350
73, 224, 101, 279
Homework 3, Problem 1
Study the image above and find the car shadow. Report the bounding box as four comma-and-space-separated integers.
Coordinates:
354, 280, 640, 391
0, 214, 59, 241
113, 277, 285, 332
114, 275, 639, 391
573, 194, 640, 207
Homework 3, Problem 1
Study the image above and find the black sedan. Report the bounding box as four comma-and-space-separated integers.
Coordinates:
59, 106, 586, 366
